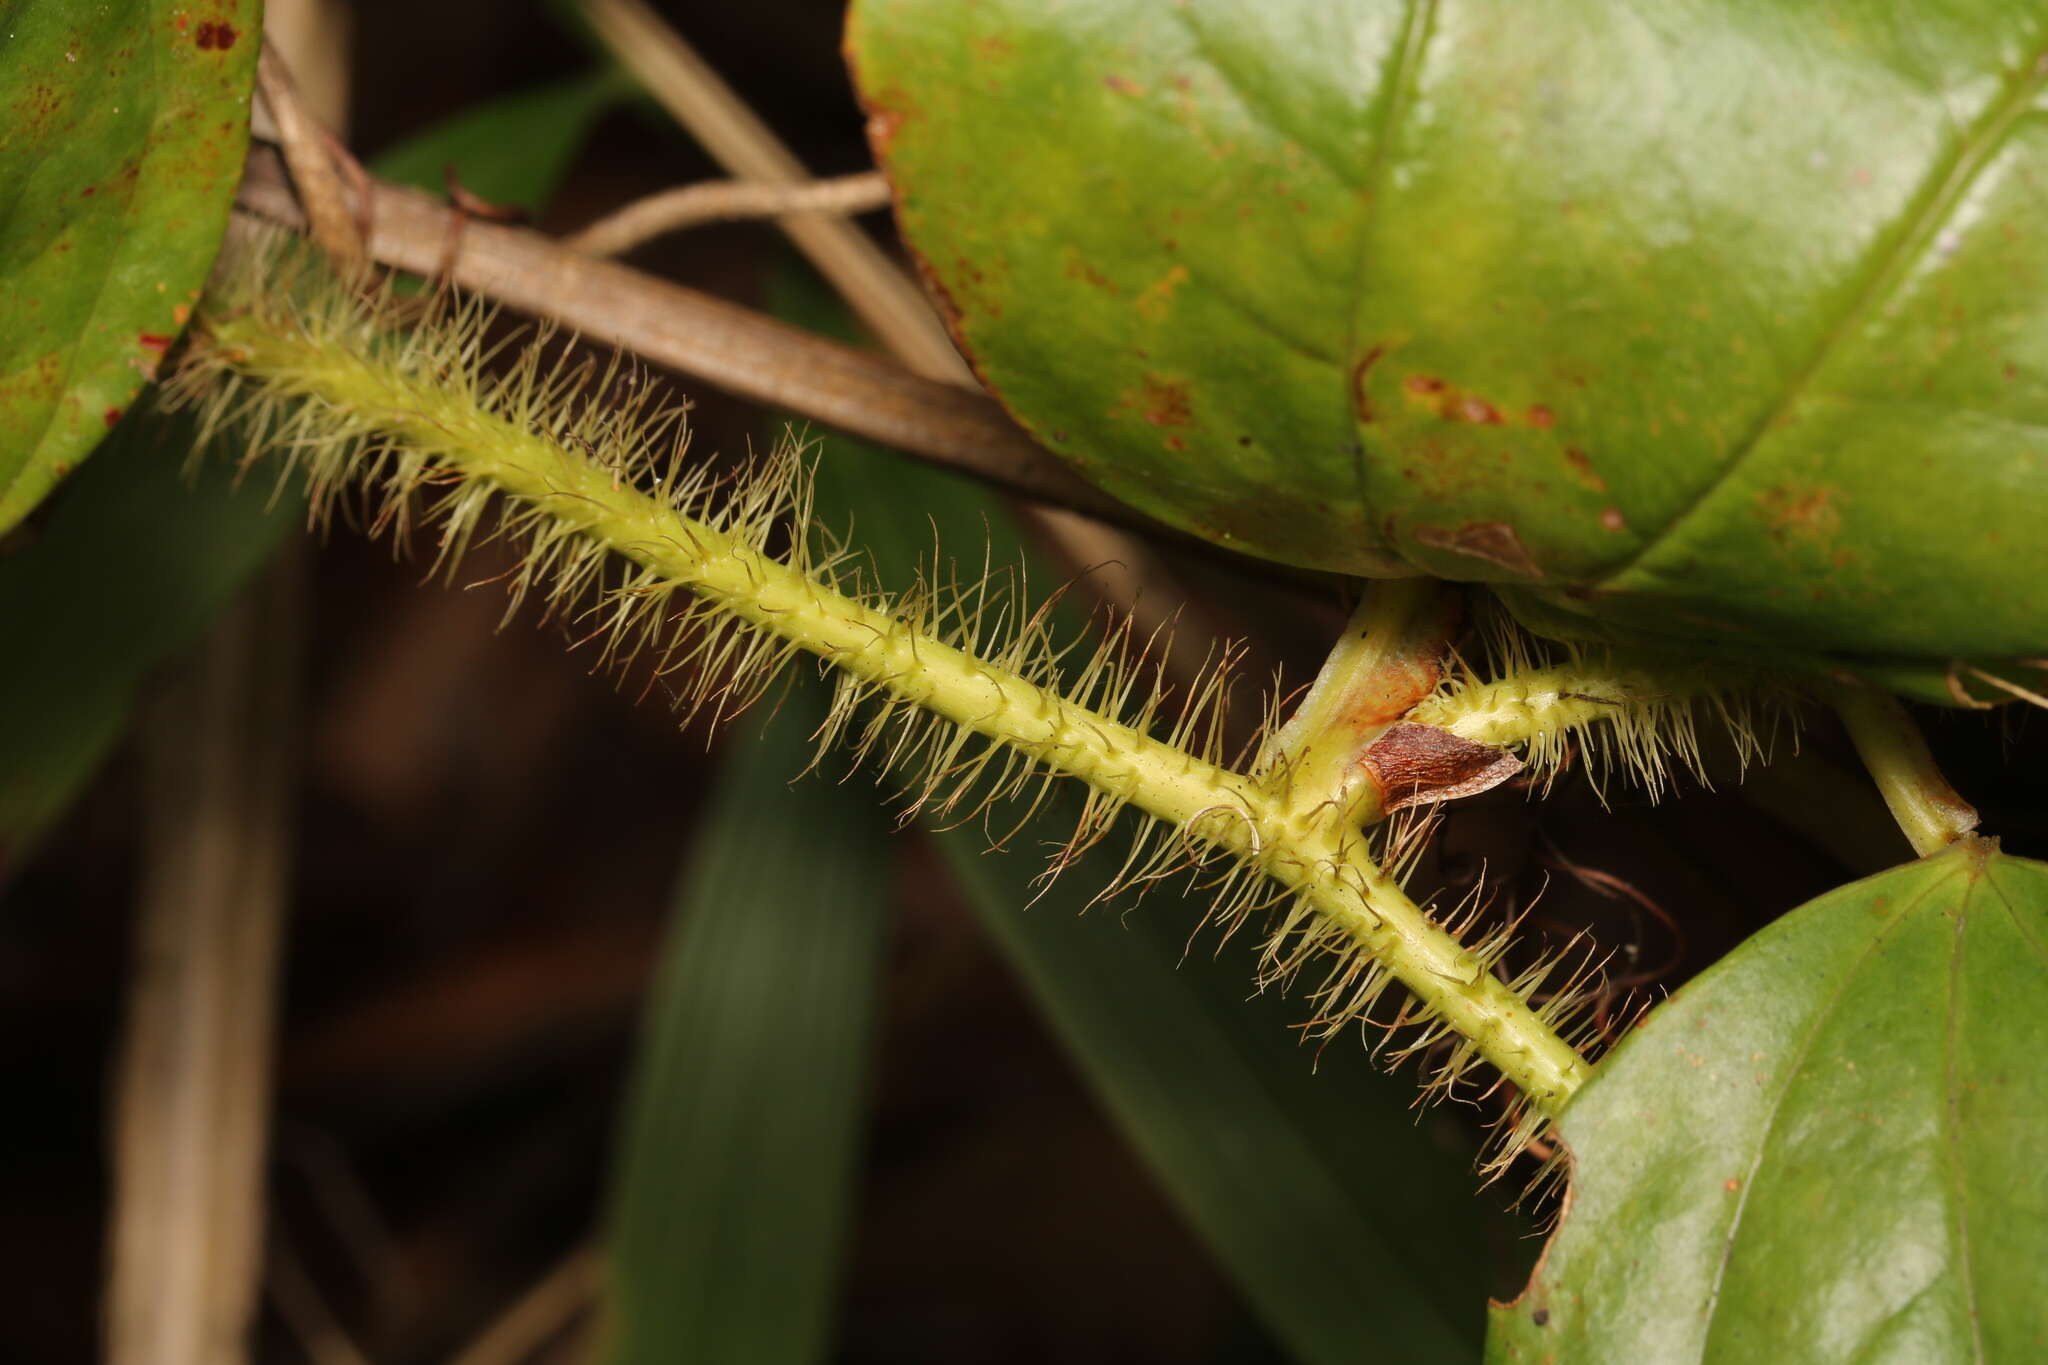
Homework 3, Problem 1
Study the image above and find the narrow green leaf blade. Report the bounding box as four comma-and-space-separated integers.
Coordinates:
1489, 839, 2048, 1361
0, 0, 259, 530
0, 416, 296, 875
598, 681, 892, 1365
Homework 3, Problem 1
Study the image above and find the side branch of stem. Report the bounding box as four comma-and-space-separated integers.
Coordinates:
1830, 685, 1979, 858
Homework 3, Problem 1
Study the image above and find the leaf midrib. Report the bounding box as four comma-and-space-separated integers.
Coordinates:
1696, 860, 1963, 1362
1594, 37, 2048, 593
1170, 0, 1436, 561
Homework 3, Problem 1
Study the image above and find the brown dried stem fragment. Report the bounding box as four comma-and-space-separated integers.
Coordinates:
568, 172, 895, 256
232, 149, 1132, 528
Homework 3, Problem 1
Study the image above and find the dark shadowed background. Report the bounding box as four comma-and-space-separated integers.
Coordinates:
4, 2, 2044, 1362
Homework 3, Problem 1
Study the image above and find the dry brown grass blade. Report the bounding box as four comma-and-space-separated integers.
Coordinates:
444, 1245, 603, 1365
580, 0, 969, 383
105, 552, 303, 1365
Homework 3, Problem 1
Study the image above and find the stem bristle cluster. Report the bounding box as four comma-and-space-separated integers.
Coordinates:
1419, 600, 1790, 802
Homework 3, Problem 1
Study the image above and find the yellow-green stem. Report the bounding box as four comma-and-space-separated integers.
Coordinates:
1411, 663, 1687, 749
1829, 685, 1979, 858
205, 314, 1591, 1115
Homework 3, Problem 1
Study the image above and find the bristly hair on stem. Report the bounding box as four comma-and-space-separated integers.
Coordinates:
163, 231, 1609, 1171
1410, 596, 1796, 804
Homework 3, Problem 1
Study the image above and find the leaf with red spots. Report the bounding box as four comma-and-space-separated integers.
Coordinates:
0, 0, 259, 532
847, 1, 2048, 701
1489, 840, 2048, 1360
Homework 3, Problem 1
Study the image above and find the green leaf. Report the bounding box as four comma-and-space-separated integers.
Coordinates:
784, 263, 1506, 1359
1488, 838, 2048, 1362
0, 415, 296, 876
598, 679, 892, 1365
369, 69, 633, 211
0, 0, 259, 531
847, 1, 2048, 683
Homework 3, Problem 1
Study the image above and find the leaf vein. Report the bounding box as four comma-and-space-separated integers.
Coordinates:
1941, 876, 1987, 1364
1596, 39, 2048, 592
1697, 863, 1963, 1360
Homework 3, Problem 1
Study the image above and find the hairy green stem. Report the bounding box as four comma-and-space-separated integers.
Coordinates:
1411, 663, 1696, 749
1829, 685, 1978, 858
202, 311, 1591, 1116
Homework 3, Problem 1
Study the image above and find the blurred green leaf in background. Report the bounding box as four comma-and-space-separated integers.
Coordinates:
599, 675, 893, 1365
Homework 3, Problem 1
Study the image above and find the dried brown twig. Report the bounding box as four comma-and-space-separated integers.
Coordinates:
254, 43, 363, 271
233, 148, 1138, 529
567, 171, 895, 257
579, 0, 967, 381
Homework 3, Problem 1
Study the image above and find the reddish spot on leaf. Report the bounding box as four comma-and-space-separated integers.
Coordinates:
1564, 447, 1608, 492
1138, 375, 1192, 428
1601, 506, 1627, 531
138, 332, 172, 352
1528, 404, 1557, 428
1756, 483, 1842, 542
1063, 255, 1120, 295
1401, 374, 1506, 425
103, 407, 122, 428
1351, 345, 1386, 423
194, 21, 239, 51
1132, 264, 1189, 320
867, 107, 906, 151
1458, 396, 1503, 425
1103, 74, 1144, 96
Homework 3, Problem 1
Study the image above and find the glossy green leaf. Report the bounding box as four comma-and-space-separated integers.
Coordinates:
1488, 838, 2048, 1362
848, 1, 2048, 690
598, 678, 891, 1365
0, 0, 258, 531
369, 69, 633, 211
0, 414, 295, 878
789, 264, 1506, 1360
